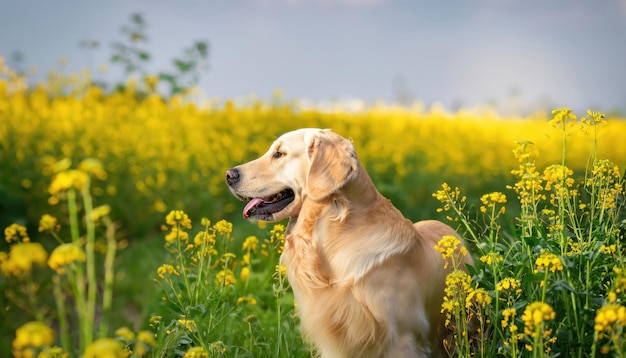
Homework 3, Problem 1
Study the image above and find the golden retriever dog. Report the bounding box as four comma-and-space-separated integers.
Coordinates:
226, 128, 471, 357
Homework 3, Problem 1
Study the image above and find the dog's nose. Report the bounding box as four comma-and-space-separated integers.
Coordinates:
226, 168, 240, 186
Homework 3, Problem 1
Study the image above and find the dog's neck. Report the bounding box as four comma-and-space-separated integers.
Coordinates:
341, 161, 382, 205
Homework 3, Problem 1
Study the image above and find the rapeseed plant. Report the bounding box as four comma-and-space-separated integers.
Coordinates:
435, 108, 625, 357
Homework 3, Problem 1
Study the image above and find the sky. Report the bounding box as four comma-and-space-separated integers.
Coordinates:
1, 0, 625, 114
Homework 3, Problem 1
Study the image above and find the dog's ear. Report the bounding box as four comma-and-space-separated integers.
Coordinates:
305, 129, 358, 201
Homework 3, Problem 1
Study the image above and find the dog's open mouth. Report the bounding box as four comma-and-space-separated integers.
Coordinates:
242, 189, 295, 220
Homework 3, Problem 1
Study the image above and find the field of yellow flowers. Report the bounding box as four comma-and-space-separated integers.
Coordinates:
1, 59, 625, 357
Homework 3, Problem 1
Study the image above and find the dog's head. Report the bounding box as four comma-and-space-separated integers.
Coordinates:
226, 128, 358, 222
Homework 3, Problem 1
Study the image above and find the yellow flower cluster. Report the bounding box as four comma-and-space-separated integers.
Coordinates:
549, 108, 577, 128
177, 319, 197, 332
434, 235, 468, 269
38, 214, 60, 233
479, 252, 503, 265
216, 268, 237, 287
114, 327, 157, 355
521, 302, 555, 337
442, 270, 473, 307
165, 210, 192, 229
157, 264, 180, 279
236, 295, 258, 305
48, 243, 86, 274
83, 338, 127, 358
508, 140, 545, 210
479, 191, 507, 214
1, 241, 48, 277
534, 252, 564, 273
12, 321, 56, 356
184, 346, 209, 358
594, 304, 626, 336
501, 308, 517, 330
466, 287, 492, 309
543, 164, 575, 191
48, 169, 89, 195
263, 224, 286, 256
275, 264, 287, 277
497, 277, 522, 294
214, 220, 233, 235
432, 183, 467, 219
5, 223, 30, 243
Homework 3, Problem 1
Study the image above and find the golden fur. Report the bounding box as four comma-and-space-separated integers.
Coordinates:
226, 128, 472, 357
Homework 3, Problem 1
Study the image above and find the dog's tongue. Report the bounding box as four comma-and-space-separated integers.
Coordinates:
243, 198, 265, 218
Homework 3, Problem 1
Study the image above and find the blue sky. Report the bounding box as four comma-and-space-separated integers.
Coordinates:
1, 0, 625, 113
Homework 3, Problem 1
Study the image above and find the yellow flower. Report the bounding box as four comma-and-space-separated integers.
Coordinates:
434, 235, 467, 269
1, 242, 48, 277
149, 315, 162, 329
480, 252, 503, 265
48, 170, 89, 195
177, 319, 197, 332
594, 304, 626, 336
12, 321, 55, 352
549, 108, 577, 127
137, 330, 157, 347
38, 215, 60, 233
534, 252, 563, 273
267, 224, 286, 254
165, 210, 192, 229
83, 338, 128, 358
497, 277, 522, 292
90, 205, 111, 222
184, 346, 208, 358
193, 231, 214, 246
240, 266, 250, 281
466, 287, 492, 309
115, 327, 135, 340
480, 191, 507, 207
236, 295, 258, 305
600, 244, 617, 255
5, 223, 30, 243
275, 264, 287, 277
48, 243, 86, 275
132, 330, 158, 355
157, 264, 180, 279
543, 165, 574, 191
581, 110, 606, 126
444, 270, 473, 298
165, 227, 189, 246
242, 236, 259, 251
501, 308, 517, 329
79, 158, 107, 180
521, 302, 555, 337
214, 219, 233, 235
216, 269, 237, 286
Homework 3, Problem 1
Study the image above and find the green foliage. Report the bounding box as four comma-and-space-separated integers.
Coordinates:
109, 13, 209, 97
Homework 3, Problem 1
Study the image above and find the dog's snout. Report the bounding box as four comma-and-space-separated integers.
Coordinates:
226, 168, 241, 186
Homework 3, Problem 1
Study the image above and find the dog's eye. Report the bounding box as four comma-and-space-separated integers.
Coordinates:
273, 151, 284, 159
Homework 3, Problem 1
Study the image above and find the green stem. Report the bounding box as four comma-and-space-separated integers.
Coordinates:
67, 188, 92, 350
175, 222, 192, 300
100, 217, 117, 338
53, 275, 71, 354
67, 189, 80, 244
82, 179, 97, 342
